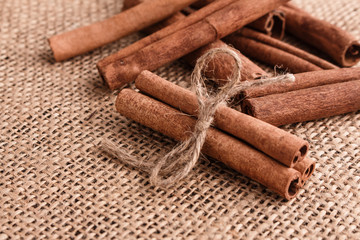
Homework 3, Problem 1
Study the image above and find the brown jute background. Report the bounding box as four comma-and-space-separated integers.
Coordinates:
0, 0, 359, 239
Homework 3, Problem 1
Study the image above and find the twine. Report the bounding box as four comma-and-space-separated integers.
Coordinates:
101, 48, 295, 187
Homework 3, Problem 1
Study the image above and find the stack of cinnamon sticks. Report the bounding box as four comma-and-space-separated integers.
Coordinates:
117, 70, 314, 199
48, 0, 360, 126
47, 0, 360, 198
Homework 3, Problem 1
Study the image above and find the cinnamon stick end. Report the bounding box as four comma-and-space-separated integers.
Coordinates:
96, 58, 108, 72
343, 42, 360, 67
271, 11, 285, 39
303, 161, 316, 182
281, 141, 309, 168
292, 143, 309, 167
96, 63, 111, 89
264, 17, 274, 35
48, 36, 67, 62
294, 158, 316, 186
298, 162, 315, 186
99, 65, 120, 90
98, 60, 140, 90
285, 174, 301, 200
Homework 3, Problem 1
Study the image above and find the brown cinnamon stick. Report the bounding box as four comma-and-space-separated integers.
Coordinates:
48, 0, 198, 61
294, 158, 316, 186
242, 80, 360, 126
137, 8, 266, 82
232, 28, 338, 70
100, 0, 289, 90
191, 0, 286, 39
97, 0, 239, 70
247, 10, 285, 39
226, 34, 322, 73
241, 68, 360, 99
135, 70, 309, 168
116, 88, 301, 199
122, 0, 185, 34
280, 4, 360, 67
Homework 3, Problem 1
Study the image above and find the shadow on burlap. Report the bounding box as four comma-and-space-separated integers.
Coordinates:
0, 0, 359, 239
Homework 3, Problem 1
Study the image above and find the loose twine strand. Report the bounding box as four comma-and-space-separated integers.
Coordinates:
101, 48, 295, 187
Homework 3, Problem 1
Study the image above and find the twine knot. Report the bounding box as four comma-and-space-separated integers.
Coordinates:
101, 48, 295, 187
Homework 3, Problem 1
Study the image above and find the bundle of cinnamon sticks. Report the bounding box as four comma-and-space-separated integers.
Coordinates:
47, 0, 360, 198
117, 70, 314, 199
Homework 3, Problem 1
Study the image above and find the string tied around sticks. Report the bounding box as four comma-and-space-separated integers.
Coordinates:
101, 48, 295, 187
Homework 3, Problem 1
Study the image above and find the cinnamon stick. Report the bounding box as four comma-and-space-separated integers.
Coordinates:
294, 158, 316, 186
48, 0, 198, 61
226, 34, 322, 73
100, 0, 289, 90
137, 8, 266, 83
97, 0, 239, 70
280, 4, 360, 67
116, 88, 301, 199
241, 68, 360, 99
135, 70, 309, 168
247, 10, 285, 39
242, 80, 360, 126
231, 28, 338, 70
191, 0, 286, 39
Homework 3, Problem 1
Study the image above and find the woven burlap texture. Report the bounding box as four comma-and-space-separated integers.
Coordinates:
0, 0, 359, 239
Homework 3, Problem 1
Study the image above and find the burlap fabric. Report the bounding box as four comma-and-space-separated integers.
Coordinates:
0, 0, 359, 239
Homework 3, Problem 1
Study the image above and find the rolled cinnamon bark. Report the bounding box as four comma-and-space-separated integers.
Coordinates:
232, 28, 338, 70
48, 0, 198, 62
247, 10, 285, 39
116, 88, 301, 199
225, 34, 322, 73
242, 80, 360, 126
101, 0, 289, 90
97, 0, 239, 70
191, 0, 286, 39
139, 9, 266, 82
294, 158, 316, 186
122, 0, 186, 35
241, 68, 360, 98
280, 4, 360, 67
135, 70, 309, 168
